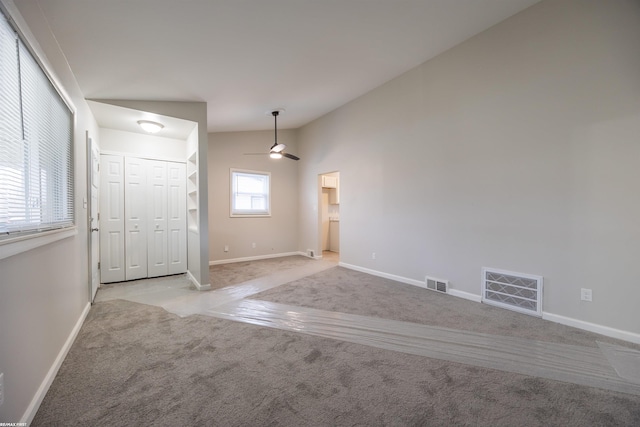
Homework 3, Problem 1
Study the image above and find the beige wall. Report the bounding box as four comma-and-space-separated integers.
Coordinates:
208, 130, 299, 262
297, 0, 640, 338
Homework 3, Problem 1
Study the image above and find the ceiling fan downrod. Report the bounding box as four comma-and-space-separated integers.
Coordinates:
271, 110, 285, 154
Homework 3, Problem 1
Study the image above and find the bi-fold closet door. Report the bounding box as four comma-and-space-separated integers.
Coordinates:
100, 155, 187, 283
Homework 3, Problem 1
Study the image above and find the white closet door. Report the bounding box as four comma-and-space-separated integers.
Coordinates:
167, 162, 187, 274
125, 157, 148, 281
99, 155, 125, 283
147, 160, 168, 278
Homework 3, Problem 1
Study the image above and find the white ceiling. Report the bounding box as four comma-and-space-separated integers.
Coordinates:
33, 0, 540, 133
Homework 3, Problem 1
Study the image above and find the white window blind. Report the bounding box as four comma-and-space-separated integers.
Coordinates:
0, 11, 74, 240
230, 169, 270, 217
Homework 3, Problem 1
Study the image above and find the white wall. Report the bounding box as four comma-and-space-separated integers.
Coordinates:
100, 128, 187, 161
208, 130, 299, 262
0, 0, 99, 422
298, 0, 640, 339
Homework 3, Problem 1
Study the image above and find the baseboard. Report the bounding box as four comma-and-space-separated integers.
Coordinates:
339, 262, 639, 344
339, 263, 426, 287
302, 251, 322, 260
21, 302, 91, 425
447, 288, 482, 303
543, 312, 640, 345
209, 252, 302, 266
339, 263, 482, 303
187, 270, 211, 291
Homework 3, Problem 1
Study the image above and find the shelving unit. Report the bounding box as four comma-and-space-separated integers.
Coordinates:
187, 151, 198, 232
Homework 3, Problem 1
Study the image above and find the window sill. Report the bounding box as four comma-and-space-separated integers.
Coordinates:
0, 227, 78, 260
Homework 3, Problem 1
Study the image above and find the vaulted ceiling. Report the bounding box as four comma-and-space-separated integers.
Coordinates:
29, 0, 540, 132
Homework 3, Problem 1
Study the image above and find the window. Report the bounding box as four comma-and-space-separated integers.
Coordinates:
230, 169, 270, 217
0, 10, 74, 242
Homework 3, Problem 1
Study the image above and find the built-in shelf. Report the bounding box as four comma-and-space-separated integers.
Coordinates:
186, 150, 198, 232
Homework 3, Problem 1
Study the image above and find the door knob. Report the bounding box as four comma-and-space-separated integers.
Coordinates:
91, 228, 99, 232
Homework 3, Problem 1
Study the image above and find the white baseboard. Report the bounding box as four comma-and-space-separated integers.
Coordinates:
543, 312, 640, 345
22, 302, 91, 425
339, 263, 482, 303
339, 262, 426, 287
447, 288, 482, 303
339, 262, 639, 345
187, 270, 211, 291
209, 252, 302, 266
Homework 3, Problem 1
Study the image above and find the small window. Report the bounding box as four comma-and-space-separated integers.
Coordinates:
230, 169, 270, 217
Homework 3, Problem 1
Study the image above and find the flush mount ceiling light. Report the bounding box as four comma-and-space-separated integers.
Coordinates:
137, 120, 164, 133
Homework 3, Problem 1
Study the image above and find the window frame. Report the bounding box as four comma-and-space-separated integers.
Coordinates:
0, 5, 77, 260
230, 168, 271, 218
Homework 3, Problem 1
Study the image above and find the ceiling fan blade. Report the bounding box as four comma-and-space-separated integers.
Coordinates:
283, 152, 300, 161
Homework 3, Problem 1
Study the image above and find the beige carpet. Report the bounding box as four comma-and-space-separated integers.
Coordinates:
32, 257, 640, 426
209, 255, 316, 290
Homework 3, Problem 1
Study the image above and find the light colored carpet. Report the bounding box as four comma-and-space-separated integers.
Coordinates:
209, 255, 316, 290
32, 259, 640, 426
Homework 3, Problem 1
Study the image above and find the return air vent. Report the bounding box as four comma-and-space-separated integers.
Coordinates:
425, 276, 448, 293
482, 268, 543, 317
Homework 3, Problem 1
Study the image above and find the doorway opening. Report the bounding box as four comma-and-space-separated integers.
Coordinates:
318, 171, 340, 262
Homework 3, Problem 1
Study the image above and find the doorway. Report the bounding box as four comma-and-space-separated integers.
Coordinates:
319, 172, 340, 261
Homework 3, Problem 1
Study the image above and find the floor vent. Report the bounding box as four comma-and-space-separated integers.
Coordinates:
482, 268, 543, 317
425, 276, 448, 293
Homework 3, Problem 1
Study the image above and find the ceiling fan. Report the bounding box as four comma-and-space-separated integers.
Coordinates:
245, 110, 300, 161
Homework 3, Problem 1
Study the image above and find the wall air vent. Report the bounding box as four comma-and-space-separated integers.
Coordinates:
425, 276, 448, 293
482, 268, 543, 317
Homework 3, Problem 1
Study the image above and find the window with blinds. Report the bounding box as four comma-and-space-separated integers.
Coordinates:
0, 10, 74, 241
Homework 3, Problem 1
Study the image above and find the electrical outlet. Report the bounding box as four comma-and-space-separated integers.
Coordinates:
252, 242, 256, 249
371, 252, 376, 260
224, 245, 229, 252
0, 372, 4, 406
581, 288, 593, 302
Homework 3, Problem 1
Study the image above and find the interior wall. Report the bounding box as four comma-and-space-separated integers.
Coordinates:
208, 130, 299, 262
297, 0, 640, 338
0, 0, 100, 422
99, 128, 187, 161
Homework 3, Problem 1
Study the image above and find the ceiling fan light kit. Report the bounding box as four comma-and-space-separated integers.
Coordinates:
243, 110, 300, 161
268, 110, 299, 161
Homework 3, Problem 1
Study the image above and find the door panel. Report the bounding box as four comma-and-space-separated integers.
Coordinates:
99, 155, 125, 283
167, 162, 187, 274
147, 160, 168, 278
125, 158, 147, 280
